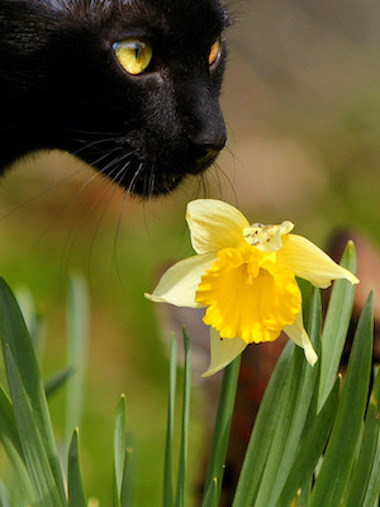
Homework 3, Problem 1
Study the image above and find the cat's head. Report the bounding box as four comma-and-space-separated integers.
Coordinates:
1, 0, 229, 195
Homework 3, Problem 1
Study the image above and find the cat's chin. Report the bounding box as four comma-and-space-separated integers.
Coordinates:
129, 171, 184, 196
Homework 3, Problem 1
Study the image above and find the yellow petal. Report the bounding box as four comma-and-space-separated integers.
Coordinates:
202, 327, 247, 377
145, 253, 216, 307
284, 311, 318, 366
186, 199, 249, 254
277, 234, 359, 288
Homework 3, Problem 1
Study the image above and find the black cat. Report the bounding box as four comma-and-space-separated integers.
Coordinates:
0, 0, 229, 195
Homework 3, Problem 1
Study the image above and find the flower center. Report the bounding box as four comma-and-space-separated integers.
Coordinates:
195, 245, 301, 343
243, 220, 294, 252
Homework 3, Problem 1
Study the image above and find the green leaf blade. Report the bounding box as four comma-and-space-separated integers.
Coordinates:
318, 242, 357, 408
202, 478, 218, 507
309, 291, 374, 507
45, 367, 75, 399
345, 402, 379, 507
349, 369, 380, 507
4, 347, 63, 506
68, 429, 86, 507
113, 395, 134, 507
202, 353, 241, 506
256, 289, 321, 506
232, 342, 294, 506
0, 384, 35, 501
277, 376, 340, 505
0, 278, 66, 502
114, 395, 127, 502
65, 275, 89, 443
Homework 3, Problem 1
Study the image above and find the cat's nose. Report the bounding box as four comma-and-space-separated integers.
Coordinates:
189, 133, 226, 170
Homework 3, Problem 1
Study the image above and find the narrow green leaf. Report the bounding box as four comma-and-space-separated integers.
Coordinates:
232, 342, 294, 506
15, 286, 40, 350
277, 377, 340, 505
65, 275, 89, 443
114, 395, 126, 498
361, 369, 380, 507
256, 289, 321, 506
113, 395, 134, 507
113, 472, 121, 506
68, 429, 86, 507
202, 478, 218, 507
202, 354, 241, 506
4, 347, 63, 506
0, 481, 11, 507
163, 336, 177, 507
318, 242, 357, 408
345, 402, 379, 507
253, 349, 307, 507
175, 329, 191, 507
0, 278, 66, 502
309, 291, 373, 507
0, 384, 35, 500
0, 383, 22, 457
113, 395, 126, 505
120, 445, 134, 507
45, 367, 75, 398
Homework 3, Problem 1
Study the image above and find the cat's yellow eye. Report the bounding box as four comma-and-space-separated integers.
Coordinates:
113, 38, 153, 75
208, 38, 222, 68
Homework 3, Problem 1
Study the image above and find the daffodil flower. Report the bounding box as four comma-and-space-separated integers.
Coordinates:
146, 199, 359, 376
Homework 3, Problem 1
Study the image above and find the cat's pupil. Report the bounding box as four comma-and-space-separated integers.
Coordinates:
114, 38, 153, 75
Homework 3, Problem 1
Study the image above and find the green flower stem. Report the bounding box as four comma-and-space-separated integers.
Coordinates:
163, 336, 177, 507
202, 353, 242, 506
175, 329, 191, 507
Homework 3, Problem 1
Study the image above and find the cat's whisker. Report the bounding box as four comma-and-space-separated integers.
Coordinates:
200, 162, 221, 198
65, 127, 122, 137
161, 171, 171, 195
192, 173, 205, 200
59, 160, 127, 276
0, 150, 130, 262
148, 164, 156, 200
84, 161, 132, 278
105, 160, 144, 273
127, 162, 144, 196
112, 168, 135, 277
201, 173, 209, 198
212, 160, 238, 203
71, 138, 124, 157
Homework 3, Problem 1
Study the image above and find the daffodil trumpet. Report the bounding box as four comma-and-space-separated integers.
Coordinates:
146, 199, 359, 377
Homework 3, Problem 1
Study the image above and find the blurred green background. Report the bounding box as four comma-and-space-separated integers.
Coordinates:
0, 0, 379, 504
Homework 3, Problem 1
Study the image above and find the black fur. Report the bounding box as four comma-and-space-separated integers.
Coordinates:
0, 0, 228, 195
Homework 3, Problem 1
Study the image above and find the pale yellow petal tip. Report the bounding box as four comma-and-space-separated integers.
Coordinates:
201, 353, 234, 377
347, 270, 360, 285
305, 345, 318, 367
202, 361, 230, 377
144, 292, 161, 302
201, 367, 220, 378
